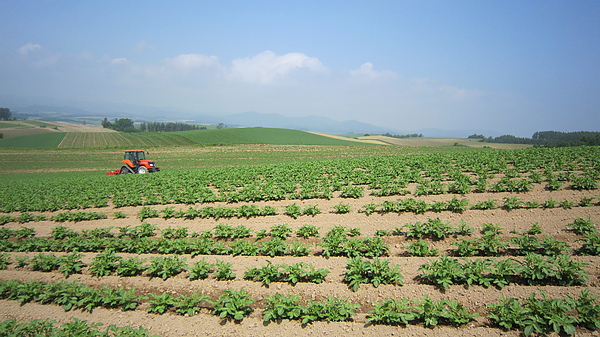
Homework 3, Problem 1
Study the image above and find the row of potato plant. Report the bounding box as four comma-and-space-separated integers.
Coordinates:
2, 191, 597, 228
1, 218, 599, 258
419, 254, 588, 289
0, 318, 158, 337
1, 147, 598, 212
0, 249, 589, 291
1, 278, 598, 335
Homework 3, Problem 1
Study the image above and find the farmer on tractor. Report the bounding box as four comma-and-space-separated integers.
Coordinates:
107, 150, 160, 175
120, 150, 160, 174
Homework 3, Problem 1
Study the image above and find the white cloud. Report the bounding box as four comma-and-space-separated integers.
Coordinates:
133, 41, 156, 53
112, 57, 130, 65
350, 62, 397, 81
18, 43, 42, 55
229, 50, 327, 84
411, 78, 482, 100
167, 54, 219, 71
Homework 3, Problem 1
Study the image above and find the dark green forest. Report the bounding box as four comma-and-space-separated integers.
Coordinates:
469, 131, 600, 147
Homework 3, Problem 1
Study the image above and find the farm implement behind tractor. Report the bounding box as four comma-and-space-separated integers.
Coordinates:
106, 150, 160, 175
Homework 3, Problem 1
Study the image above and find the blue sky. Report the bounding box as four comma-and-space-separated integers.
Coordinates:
1, 1, 599, 136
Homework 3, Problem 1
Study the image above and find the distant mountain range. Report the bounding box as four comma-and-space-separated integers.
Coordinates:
1, 95, 495, 137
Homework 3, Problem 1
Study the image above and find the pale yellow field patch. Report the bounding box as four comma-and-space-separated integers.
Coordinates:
308, 132, 390, 145
358, 135, 532, 149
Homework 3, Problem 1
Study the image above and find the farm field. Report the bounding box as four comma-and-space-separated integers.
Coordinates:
0, 125, 374, 149
0, 146, 599, 336
358, 135, 532, 149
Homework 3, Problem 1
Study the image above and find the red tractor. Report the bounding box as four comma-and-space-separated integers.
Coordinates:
107, 150, 160, 175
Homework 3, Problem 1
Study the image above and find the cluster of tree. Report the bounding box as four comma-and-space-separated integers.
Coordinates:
101, 118, 206, 133
101, 118, 136, 132
0, 107, 12, 121
472, 131, 600, 147
140, 121, 206, 132
480, 135, 536, 144
363, 133, 423, 138
383, 132, 423, 139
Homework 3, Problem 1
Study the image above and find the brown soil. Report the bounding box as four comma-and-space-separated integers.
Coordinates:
1, 186, 599, 336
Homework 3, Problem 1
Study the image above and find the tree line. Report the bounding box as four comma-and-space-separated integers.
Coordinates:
101, 118, 206, 133
468, 131, 600, 147
364, 133, 423, 138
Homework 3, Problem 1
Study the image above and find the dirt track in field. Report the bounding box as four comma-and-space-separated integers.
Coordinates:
1, 184, 599, 336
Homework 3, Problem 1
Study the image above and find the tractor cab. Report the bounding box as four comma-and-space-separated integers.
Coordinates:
119, 150, 160, 174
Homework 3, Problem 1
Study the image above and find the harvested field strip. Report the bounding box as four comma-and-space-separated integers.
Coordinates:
57, 132, 195, 148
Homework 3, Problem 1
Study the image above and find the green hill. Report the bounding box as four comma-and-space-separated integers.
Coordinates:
0, 128, 365, 148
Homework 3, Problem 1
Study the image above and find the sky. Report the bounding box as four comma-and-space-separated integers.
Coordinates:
1, 1, 599, 137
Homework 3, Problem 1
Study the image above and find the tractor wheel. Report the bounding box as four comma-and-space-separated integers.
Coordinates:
137, 166, 148, 174
120, 166, 131, 174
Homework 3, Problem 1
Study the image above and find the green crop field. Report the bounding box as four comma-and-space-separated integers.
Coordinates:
0, 132, 66, 148
1, 127, 366, 149
172, 128, 366, 146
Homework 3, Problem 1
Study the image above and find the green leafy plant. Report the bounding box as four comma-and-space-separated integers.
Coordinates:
58, 252, 86, 278
487, 291, 577, 336
332, 202, 352, 214
343, 257, 402, 291
284, 203, 302, 219
302, 297, 359, 324
296, 224, 319, 238
161, 226, 188, 239
543, 197, 558, 209
0, 253, 10, 270
302, 204, 321, 216
146, 255, 187, 280
113, 211, 128, 219
283, 262, 328, 285
539, 236, 570, 256
89, 249, 120, 276
209, 288, 254, 321
567, 217, 597, 235
229, 239, 260, 256
262, 293, 303, 322
472, 199, 497, 210
405, 240, 441, 257
244, 261, 283, 285
115, 256, 146, 277
214, 260, 236, 280
29, 253, 62, 272
367, 298, 418, 325
175, 291, 209, 316
51, 226, 79, 240
445, 196, 469, 213
189, 258, 215, 280
577, 233, 600, 255
283, 241, 310, 257
213, 224, 252, 239
148, 293, 177, 314
340, 185, 364, 198
269, 224, 292, 239
579, 196, 594, 207
418, 256, 464, 289
414, 295, 478, 327
503, 196, 523, 210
